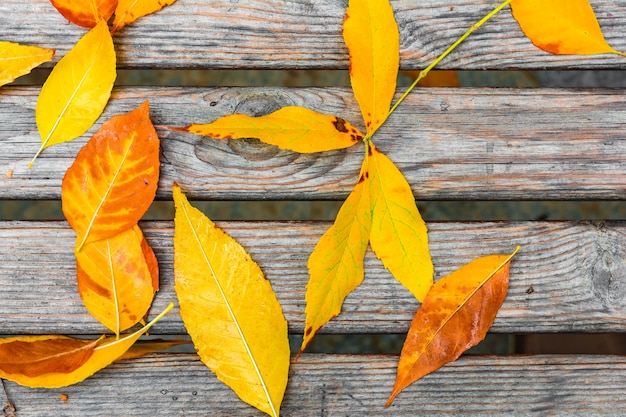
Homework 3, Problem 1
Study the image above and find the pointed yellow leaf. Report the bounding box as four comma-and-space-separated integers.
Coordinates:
75, 225, 158, 337
387, 248, 519, 405
112, 0, 178, 34
177, 106, 363, 154
0, 303, 173, 388
511, 0, 625, 55
343, 0, 400, 135
31, 19, 116, 167
301, 157, 371, 353
0, 42, 54, 87
368, 143, 433, 301
173, 184, 289, 417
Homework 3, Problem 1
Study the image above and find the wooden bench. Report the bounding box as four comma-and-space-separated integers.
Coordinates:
1, 0, 626, 415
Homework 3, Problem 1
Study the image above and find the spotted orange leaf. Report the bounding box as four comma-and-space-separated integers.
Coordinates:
386, 247, 520, 405
61, 101, 160, 251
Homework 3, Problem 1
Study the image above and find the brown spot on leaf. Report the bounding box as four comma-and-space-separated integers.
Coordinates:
333, 117, 349, 133
305, 326, 313, 336
542, 42, 563, 54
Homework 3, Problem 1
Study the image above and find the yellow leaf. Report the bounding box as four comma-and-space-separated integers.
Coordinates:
301, 158, 371, 353
75, 225, 158, 337
343, 0, 399, 136
0, 303, 173, 388
173, 184, 289, 417
31, 19, 116, 167
510, 0, 625, 55
177, 106, 363, 153
112, 0, 178, 34
0, 42, 54, 87
387, 248, 519, 405
368, 143, 433, 301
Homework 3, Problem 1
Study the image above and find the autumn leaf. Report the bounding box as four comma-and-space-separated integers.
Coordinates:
112, 0, 178, 34
49, 0, 118, 28
173, 184, 289, 417
0, 336, 101, 377
31, 18, 116, 167
175, 106, 363, 153
510, 0, 625, 55
300, 158, 371, 354
0, 303, 173, 388
386, 248, 520, 406
0, 42, 54, 87
62, 101, 160, 251
75, 225, 158, 336
368, 143, 432, 302
343, 0, 399, 136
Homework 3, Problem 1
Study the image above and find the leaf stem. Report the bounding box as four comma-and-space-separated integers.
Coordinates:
386, 0, 513, 119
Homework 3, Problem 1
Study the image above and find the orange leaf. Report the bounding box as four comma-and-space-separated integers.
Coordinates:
49, 0, 118, 28
343, 0, 399, 136
112, 0, 178, 34
510, 0, 625, 55
300, 158, 371, 354
75, 225, 158, 336
0, 42, 54, 87
32, 19, 116, 167
0, 336, 100, 377
386, 247, 520, 406
368, 143, 432, 302
0, 304, 173, 388
61, 101, 160, 251
176, 106, 363, 153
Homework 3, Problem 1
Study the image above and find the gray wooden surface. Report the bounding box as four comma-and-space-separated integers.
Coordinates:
3, 0, 626, 70
0, 220, 624, 335
3, 354, 625, 416
2, 86, 626, 200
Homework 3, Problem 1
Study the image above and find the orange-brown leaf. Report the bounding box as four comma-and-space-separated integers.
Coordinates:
0, 304, 172, 388
50, 0, 118, 28
0, 42, 54, 87
343, 0, 399, 135
62, 101, 160, 251
177, 106, 363, 154
386, 247, 520, 406
112, 0, 178, 34
510, 0, 625, 56
0, 336, 99, 377
75, 225, 158, 336
300, 158, 371, 354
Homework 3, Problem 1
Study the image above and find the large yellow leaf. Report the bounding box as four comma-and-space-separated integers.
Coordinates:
61, 101, 160, 250
0, 42, 54, 87
75, 225, 158, 336
0, 303, 173, 388
50, 0, 118, 28
300, 158, 371, 354
173, 184, 289, 417
31, 19, 116, 167
343, 0, 399, 136
386, 248, 519, 405
177, 106, 363, 153
510, 0, 625, 55
112, 0, 178, 34
368, 143, 433, 301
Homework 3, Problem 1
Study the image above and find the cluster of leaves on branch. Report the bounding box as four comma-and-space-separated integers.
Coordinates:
0, 0, 624, 415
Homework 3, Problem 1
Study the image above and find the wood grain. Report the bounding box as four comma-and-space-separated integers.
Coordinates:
3, 0, 626, 70
1, 220, 624, 335
3, 353, 625, 416
2, 86, 626, 200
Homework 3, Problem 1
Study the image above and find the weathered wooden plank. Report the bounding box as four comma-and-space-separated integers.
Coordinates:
3, 1, 626, 70
1, 220, 624, 335
3, 353, 625, 416
2, 86, 625, 200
